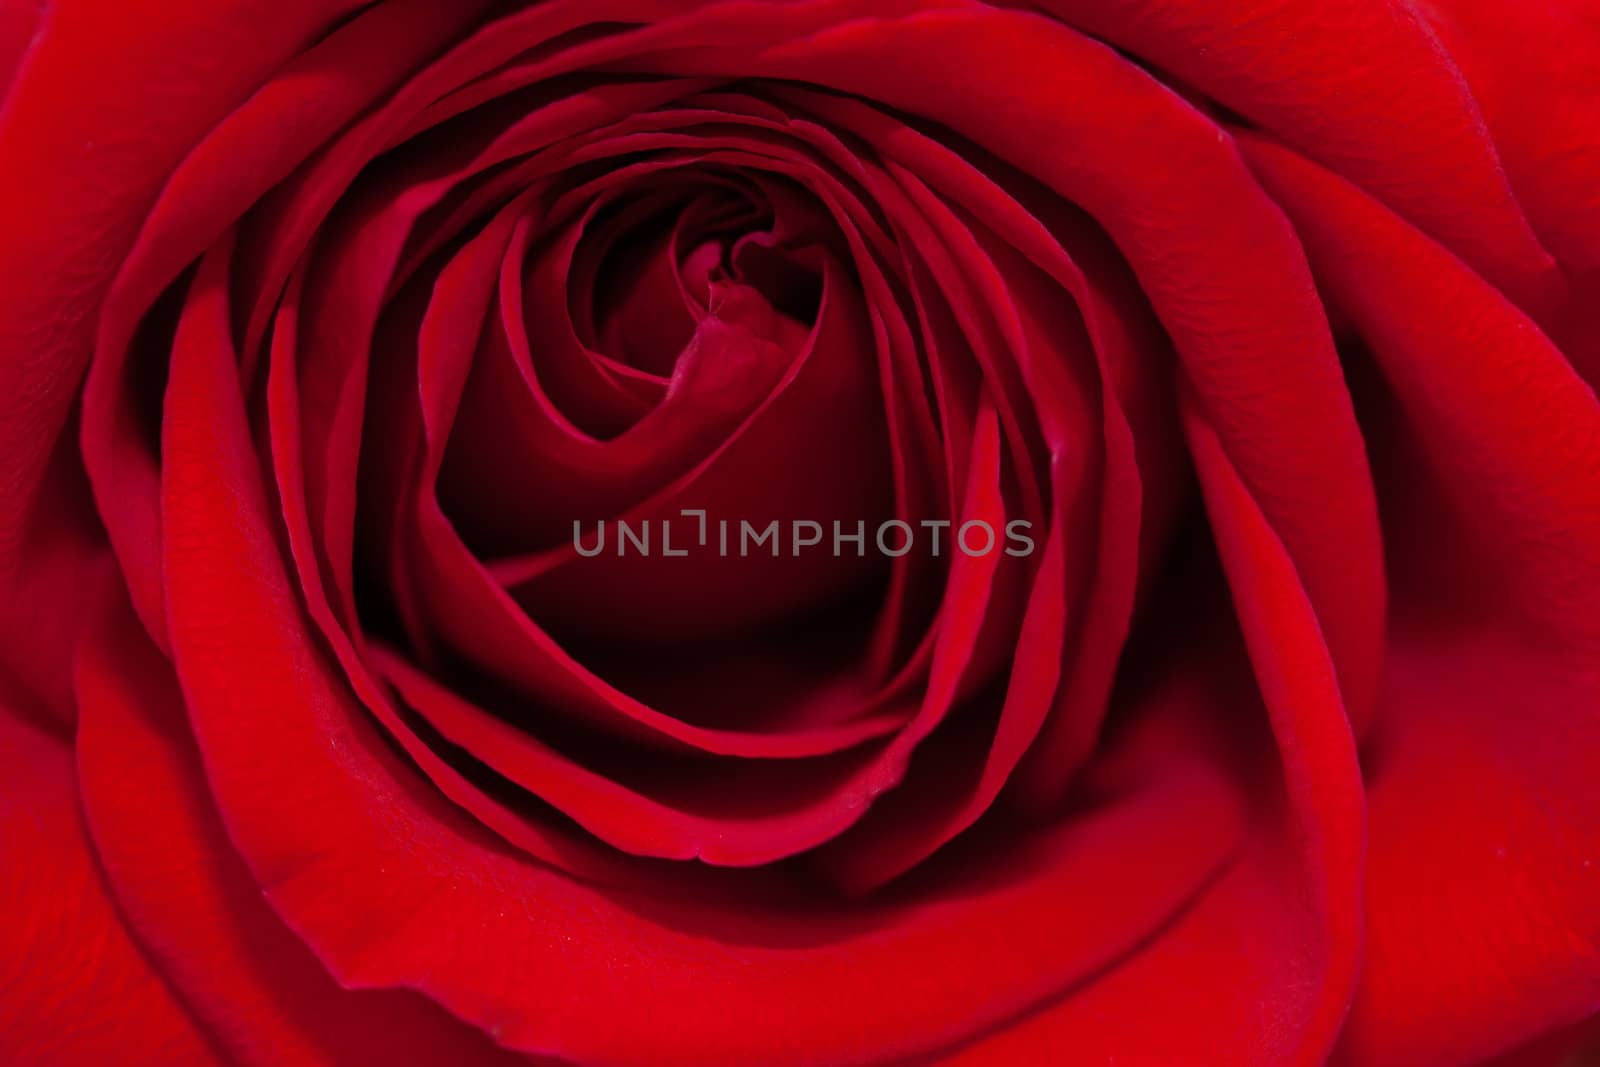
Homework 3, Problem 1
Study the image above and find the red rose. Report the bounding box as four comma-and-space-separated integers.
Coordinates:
2, 1, 1598, 1064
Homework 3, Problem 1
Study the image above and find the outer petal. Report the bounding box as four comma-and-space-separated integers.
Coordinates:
74, 595, 536, 1067
1032, 0, 1560, 314
1415, 0, 1600, 386
1241, 135, 1600, 1066
0, 687, 216, 1065
936, 559, 1360, 1067
0, 0, 366, 711
0, 0, 42, 106
1418, 0, 1600, 272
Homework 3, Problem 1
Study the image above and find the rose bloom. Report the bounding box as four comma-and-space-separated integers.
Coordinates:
1, 1, 1598, 1064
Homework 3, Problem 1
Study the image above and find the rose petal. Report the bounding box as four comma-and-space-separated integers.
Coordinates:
0, 686, 214, 1065
634, 0, 1388, 744
0, 0, 368, 704
74, 594, 531, 1067
162, 318, 1239, 1061
81, 0, 490, 649
1033, 0, 1561, 314
1419, 0, 1600, 273
1240, 132, 1600, 1067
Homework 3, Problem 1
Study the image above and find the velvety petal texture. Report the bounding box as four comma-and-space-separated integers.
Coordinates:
0, 1, 1596, 1065
0, 691, 215, 1065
